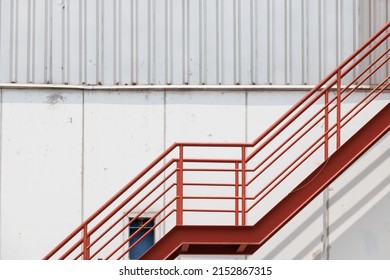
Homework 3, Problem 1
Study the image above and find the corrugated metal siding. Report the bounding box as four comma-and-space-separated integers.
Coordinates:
359, 0, 390, 85
0, 0, 388, 86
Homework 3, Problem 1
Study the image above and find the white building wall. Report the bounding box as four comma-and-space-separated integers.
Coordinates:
0, 89, 83, 259
328, 132, 390, 259
83, 91, 165, 217
0, 88, 389, 259
0, 0, 389, 260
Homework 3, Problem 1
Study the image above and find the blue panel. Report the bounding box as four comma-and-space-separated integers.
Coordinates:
129, 218, 155, 260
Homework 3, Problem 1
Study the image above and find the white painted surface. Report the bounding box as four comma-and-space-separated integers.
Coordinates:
83, 91, 165, 217
329, 133, 390, 259
0, 89, 83, 259
0, 88, 388, 259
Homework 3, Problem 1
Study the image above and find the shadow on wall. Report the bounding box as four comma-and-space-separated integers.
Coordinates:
329, 180, 390, 259
262, 146, 390, 260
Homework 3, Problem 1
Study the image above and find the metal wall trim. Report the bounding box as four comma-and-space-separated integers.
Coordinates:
0, 83, 374, 92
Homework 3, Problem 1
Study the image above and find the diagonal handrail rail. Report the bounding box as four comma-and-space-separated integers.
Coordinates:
43, 21, 390, 260
246, 22, 390, 162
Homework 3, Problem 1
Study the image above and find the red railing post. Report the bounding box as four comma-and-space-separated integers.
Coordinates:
323, 89, 330, 258
241, 146, 246, 226
336, 69, 342, 149
324, 90, 329, 160
176, 145, 184, 225
83, 224, 90, 260
234, 161, 239, 226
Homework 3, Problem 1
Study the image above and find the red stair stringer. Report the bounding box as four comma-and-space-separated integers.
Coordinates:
141, 103, 390, 260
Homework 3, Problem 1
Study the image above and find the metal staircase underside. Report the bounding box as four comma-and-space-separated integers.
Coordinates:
141, 103, 390, 259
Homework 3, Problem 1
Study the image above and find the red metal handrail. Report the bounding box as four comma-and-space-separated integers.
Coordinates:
247, 73, 389, 212
247, 21, 390, 160
43, 21, 390, 260
246, 54, 390, 203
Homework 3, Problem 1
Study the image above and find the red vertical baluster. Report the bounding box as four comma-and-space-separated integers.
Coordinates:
241, 146, 246, 226
176, 145, 184, 225
83, 224, 90, 260
336, 69, 342, 149
324, 90, 329, 160
235, 161, 239, 226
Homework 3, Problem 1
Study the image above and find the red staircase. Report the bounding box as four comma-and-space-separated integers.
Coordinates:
43, 21, 390, 260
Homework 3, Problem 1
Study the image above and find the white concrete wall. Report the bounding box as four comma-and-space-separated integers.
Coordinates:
0, 88, 388, 259
0, 89, 83, 259
329, 132, 390, 259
